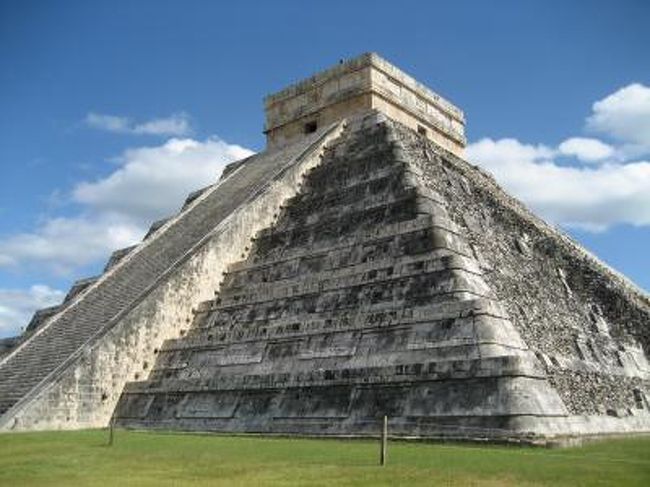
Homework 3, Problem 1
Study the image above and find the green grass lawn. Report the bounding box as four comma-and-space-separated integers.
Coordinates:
1, 429, 648, 486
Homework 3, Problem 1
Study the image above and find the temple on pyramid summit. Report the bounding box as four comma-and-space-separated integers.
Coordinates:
1, 53, 648, 443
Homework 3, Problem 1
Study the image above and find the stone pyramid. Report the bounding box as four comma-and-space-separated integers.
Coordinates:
1, 54, 649, 442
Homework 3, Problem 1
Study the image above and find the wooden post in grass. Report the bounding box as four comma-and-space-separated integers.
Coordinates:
107, 416, 114, 447
379, 415, 388, 466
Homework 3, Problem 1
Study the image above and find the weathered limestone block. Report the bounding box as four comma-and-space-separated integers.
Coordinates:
264, 53, 465, 156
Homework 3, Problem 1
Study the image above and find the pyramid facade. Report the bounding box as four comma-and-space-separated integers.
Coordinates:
1, 54, 649, 441
114, 115, 650, 439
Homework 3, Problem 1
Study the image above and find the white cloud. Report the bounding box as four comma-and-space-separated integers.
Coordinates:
0, 285, 65, 337
558, 137, 615, 162
586, 83, 650, 151
0, 137, 254, 274
131, 116, 191, 136
466, 138, 650, 231
465, 83, 650, 232
73, 137, 253, 223
85, 113, 130, 133
85, 112, 193, 136
0, 215, 144, 274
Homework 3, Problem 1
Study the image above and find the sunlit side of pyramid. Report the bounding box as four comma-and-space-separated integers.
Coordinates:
1, 54, 649, 441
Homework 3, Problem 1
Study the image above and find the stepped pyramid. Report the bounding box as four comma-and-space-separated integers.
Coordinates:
1, 54, 649, 441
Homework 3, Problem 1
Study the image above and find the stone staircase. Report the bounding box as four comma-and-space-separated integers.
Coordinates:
0, 127, 333, 422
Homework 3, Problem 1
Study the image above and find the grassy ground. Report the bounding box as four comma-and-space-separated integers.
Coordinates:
0, 429, 649, 486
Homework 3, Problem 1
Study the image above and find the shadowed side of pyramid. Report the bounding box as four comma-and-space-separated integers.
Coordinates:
392, 122, 650, 437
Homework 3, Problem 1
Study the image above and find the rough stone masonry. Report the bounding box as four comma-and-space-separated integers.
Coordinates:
1, 53, 648, 442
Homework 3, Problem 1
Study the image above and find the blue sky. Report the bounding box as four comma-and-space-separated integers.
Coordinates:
1, 0, 649, 337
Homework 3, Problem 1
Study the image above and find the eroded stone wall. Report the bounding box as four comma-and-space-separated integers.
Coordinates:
395, 123, 650, 420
